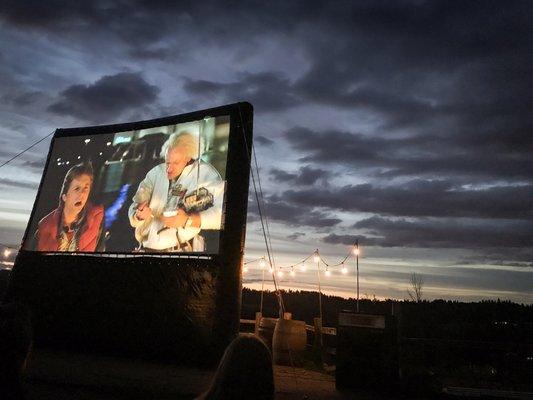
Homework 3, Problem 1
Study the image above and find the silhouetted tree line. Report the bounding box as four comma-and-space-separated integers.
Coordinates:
242, 288, 533, 343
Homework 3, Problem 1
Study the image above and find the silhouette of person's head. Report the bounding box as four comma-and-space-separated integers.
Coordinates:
198, 334, 274, 400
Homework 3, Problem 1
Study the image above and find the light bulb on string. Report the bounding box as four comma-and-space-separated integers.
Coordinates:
290, 267, 295, 277
313, 252, 320, 263
277, 269, 284, 278
259, 258, 266, 268
325, 268, 331, 277
341, 264, 348, 274
353, 247, 360, 256
300, 262, 306, 272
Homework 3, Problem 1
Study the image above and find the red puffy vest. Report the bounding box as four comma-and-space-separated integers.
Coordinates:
36, 203, 104, 252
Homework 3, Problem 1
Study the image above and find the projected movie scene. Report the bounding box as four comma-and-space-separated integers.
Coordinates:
24, 116, 229, 254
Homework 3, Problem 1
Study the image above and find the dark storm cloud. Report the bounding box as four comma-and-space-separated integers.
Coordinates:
1, 1, 530, 180
356, 216, 533, 249
324, 217, 533, 249
128, 47, 172, 60
322, 233, 370, 246
285, 127, 386, 164
293, 2, 533, 123
281, 181, 533, 220
0, 1, 276, 37
269, 169, 295, 183
458, 253, 533, 268
47, 72, 159, 123
284, 127, 533, 181
248, 198, 340, 228
183, 72, 299, 112
2, 1, 531, 62
295, 166, 330, 185
287, 232, 306, 240
2, 91, 44, 107
270, 165, 330, 186
255, 136, 274, 146
324, 216, 533, 249
20, 159, 46, 170
0, 1, 176, 48
0, 148, 17, 160
0, 178, 38, 190
0, 2, 95, 29
4, 1, 527, 171
3, 1, 532, 134
278, 1, 533, 184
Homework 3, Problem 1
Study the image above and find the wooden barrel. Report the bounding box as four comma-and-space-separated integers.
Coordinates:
272, 319, 307, 366
258, 317, 278, 350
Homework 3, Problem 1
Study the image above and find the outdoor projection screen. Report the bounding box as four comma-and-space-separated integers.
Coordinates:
23, 114, 231, 254
9, 102, 253, 363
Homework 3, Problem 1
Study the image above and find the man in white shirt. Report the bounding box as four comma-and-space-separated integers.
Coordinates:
128, 132, 224, 252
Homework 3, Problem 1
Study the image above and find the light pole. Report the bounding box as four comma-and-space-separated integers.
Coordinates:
259, 257, 265, 314
314, 250, 322, 321
354, 240, 360, 312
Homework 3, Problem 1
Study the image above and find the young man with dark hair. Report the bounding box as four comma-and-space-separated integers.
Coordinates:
35, 162, 105, 252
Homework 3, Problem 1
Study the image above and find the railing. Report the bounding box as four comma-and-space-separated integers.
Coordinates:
306, 325, 337, 335
239, 318, 337, 336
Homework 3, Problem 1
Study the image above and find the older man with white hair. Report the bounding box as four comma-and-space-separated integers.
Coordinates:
128, 132, 224, 252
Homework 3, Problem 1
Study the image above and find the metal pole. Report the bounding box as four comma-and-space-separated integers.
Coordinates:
260, 258, 265, 314
316, 250, 323, 321
356, 240, 359, 313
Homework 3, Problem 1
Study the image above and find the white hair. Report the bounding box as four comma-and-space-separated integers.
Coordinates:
160, 131, 199, 160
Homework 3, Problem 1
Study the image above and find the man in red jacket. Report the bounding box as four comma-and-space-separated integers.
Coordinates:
35, 162, 105, 252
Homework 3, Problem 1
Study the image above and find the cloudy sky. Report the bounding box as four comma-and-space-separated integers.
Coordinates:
0, 1, 532, 303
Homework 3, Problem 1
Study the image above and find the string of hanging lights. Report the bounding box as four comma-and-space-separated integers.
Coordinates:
243, 241, 362, 314
243, 241, 361, 278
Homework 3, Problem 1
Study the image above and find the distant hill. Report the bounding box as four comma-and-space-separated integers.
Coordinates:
242, 287, 533, 343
